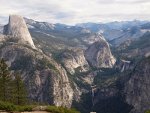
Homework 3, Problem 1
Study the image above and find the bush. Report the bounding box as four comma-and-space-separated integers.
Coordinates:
0, 101, 79, 113
16, 105, 33, 112
145, 110, 150, 113
46, 106, 60, 113
0, 101, 34, 112
46, 106, 80, 113
0, 101, 16, 111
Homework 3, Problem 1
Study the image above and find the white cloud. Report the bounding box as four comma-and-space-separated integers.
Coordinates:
0, 0, 150, 25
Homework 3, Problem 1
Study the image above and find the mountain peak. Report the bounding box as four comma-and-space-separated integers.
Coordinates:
3, 15, 36, 49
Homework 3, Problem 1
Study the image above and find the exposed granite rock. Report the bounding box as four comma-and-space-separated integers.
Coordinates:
0, 43, 73, 107
92, 57, 150, 113
81, 33, 106, 45
60, 48, 89, 75
85, 37, 116, 68
0, 25, 3, 34
3, 15, 36, 49
52, 66, 73, 107
72, 82, 82, 102
124, 57, 150, 113
115, 59, 134, 72
0, 15, 76, 108
0, 34, 6, 42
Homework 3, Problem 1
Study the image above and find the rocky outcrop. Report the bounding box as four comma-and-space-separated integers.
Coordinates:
25, 17, 55, 30
3, 15, 36, 49
85, 37, 116, 68
0, 43, 73, 107
0, 34, 6, 43
92, 57, 150, 113
81, 33, 106, 45
0, 15, 76, 108
60, 48, 89, 75
115, 59, 134, 72
0, 25, 3, 34
111, 27, 144, 46
124, 57, 150, 113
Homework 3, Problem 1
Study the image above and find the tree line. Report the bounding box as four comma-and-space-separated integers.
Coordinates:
0, 58, 27, 105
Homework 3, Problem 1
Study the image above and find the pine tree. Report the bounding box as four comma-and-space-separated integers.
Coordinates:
0, 58, 12, 102
12, 72, 27, 105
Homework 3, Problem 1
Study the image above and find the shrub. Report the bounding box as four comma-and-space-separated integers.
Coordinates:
0, 101, 34, 112
46, 106, 60, 113
16, 105, 33, 112
145, 110, 150, 113
46, 106, 80, 113
0, 101, 16, 111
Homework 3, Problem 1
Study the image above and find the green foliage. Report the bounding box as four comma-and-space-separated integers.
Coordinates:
72, 93, 92, 113
0, 59, 28, 106
127, 32, 150, 50
0, 101, 16, 111
68, 68, 92, 90
0, 101, 33, 112
11, 56, 32, 70
0, 101, 80, 113
145, 110, 150, 113
16, 105, 33, 112
0, 58, 12, 102
31, 30, 78, 54
46, 106, 80, 113
94, 68, 119, 87
12, 72, 28, 105
37, 58, 58, 72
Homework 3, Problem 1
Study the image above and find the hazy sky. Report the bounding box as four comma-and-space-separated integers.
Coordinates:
0, 0, 150, 25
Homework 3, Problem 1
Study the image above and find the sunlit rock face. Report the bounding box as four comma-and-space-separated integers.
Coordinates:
0, 44, 73, 107
85, 37, 116, 68
60, 48, 89, 75
3, 15, 36, 49
0, 14, 74, 107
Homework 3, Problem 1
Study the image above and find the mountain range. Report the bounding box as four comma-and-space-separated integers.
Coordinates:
0, 15, 150, 113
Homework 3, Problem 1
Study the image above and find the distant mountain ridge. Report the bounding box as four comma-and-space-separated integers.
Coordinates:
77, 20, 150, 45
0, 15, 116, 110
76, 20, 149, 31
0, 15, 150, 113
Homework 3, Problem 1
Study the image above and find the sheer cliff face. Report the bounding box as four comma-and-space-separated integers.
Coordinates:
0, 15, 73, 107
0, 42, 73, 108
92, 57, 150, 113
85, 37, 116, 68
124, 57, 150, 113
3, 15, 36, 49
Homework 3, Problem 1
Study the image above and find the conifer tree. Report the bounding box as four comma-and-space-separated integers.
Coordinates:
0, 58, 12, 102
12, 72, 27, 105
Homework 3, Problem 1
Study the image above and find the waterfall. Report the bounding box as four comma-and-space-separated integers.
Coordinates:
91, 85, 96, 108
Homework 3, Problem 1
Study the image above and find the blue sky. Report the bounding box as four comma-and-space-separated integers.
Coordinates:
0, 0, 150, 25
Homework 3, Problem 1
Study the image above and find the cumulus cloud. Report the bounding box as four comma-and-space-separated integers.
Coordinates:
0, 0, 150, 25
